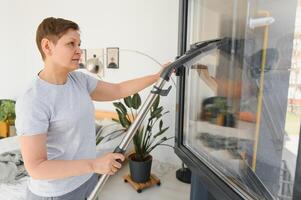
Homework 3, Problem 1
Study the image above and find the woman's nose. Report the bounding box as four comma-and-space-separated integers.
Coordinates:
75, 47, 82, 54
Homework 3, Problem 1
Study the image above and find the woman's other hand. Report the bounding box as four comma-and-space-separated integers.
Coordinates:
92, 153, 125, 175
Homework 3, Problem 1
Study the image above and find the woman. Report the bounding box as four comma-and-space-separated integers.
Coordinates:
15, 17, 166, 200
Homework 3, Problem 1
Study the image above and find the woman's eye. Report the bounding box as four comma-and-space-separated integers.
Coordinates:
67, 41, 81, 48
68, 42, 75, 46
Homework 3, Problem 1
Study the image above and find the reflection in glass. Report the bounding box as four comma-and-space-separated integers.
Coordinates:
182, 0, 300, 199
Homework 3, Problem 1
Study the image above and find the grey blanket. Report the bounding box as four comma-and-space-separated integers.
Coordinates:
0, 150, 28, 184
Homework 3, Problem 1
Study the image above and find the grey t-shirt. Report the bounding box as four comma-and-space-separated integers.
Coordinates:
15, 71, 98, 197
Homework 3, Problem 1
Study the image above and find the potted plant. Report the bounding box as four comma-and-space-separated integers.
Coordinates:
201, 97, 235, 127
0, 100, 16, 138
113, 93, 171, 183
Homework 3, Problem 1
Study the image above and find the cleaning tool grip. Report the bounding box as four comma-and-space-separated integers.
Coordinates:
113, 146, 125, 163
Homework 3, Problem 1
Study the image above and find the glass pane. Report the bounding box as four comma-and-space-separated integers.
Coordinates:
183, 0, 300, 199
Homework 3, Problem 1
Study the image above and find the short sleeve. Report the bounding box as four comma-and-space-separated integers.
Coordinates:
15, 96, 49, 136
76, 71, 98, 94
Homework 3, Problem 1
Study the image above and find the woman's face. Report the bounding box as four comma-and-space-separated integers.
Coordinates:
50, 29, 82, 71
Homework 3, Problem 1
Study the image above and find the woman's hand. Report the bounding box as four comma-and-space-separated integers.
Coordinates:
155, 62, 171, 80
92, 153, 125, 175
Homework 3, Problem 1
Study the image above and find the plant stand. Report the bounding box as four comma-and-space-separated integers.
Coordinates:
123, 174, 161, 193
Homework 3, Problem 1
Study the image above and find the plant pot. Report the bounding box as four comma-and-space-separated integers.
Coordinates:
9, 125, 16, 137
223, 113, 235, 127
0, 121, 9, 138
216, 114, 224, 126
128, 153, 152, 183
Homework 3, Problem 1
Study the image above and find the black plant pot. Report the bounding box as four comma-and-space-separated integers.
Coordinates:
129, 154, 152, 183
223, 113, 235, 127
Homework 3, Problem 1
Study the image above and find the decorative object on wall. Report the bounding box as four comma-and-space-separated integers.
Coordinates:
80, 49, 105, 79
79, 49, 87, 68
108, 47, 176, 86
106, 47, 119, 69
81, 47, 176, 87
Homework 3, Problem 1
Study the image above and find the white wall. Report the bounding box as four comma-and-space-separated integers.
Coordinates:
0, 0, 181, 164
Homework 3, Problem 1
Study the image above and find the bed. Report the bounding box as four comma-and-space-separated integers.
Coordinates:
0, 110, 124, 200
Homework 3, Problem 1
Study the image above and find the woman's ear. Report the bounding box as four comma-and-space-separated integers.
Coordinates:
41, 38, 53, 58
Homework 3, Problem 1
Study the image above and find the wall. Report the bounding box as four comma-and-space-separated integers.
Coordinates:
0, 0, 181, 164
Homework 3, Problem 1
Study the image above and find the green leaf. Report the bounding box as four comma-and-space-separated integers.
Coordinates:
159, 120, 163, 130
113, 102, 127, 115
146, 136, 172, 155
96, 136, 104, 145
146, 125, 152, 132
113, 102, 119, 108
112, 118, 120, 123
156, 114, 162, 119
132, 93, 141, 109
150, 106, 163, 120
124, 96, 132, 108
153, 127, 169, 138
116, 109, 130, 128
0, 112, 5, 122
116, 109, 125, 127
133, 126, 144, 156
137, 94, 142, 108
